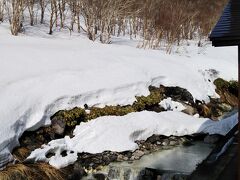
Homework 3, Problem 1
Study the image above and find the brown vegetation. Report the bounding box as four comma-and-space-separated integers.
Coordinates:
0, 0, 227, 50
0, 163, 66, 180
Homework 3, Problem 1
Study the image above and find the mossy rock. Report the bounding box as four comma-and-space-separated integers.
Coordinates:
86, 105, 135, 120
51, 107, 87, 127
214, 78, 230, 90
133, 88, 163, 111
214, 78, 238, 106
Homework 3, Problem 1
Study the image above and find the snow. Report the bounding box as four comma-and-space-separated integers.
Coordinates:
0, 21, 238, 167
27, 111, 238, 168
159, 98, 186, 111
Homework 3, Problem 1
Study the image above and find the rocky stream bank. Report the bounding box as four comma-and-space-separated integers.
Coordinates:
0, 78, 238, 180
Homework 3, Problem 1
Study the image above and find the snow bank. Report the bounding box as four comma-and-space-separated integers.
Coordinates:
27, 111, 238, 168
0, 22, 237, 165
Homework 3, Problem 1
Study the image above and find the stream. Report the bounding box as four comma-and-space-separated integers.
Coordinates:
84, 141, 215, 180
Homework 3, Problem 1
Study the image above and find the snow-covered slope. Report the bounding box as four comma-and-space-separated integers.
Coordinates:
0, 22, 238, 162
27, 111, 238, 169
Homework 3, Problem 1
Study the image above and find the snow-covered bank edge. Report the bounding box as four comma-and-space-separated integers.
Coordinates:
27, 111, 238, 169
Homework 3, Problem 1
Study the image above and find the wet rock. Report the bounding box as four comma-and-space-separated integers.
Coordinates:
51, 117, 66, 135
169, 141, 177, 146
117, 154, 128, 161
123, 169, 132, 180
161, 173, 188, 180
107, 154, 118, 163
102, 155, 111, 165
93, 173, 106, 180
132, 150, 145, 160
204, 134, 221, 144
68, 162, 87, 180
162, 139, 169, 146
122, 151, 132, 159
108, 167, 120, 179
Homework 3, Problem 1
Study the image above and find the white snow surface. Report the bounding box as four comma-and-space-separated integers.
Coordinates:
27, 111, 238, 168
159, 98, 186, 111
0, 22, 238, 163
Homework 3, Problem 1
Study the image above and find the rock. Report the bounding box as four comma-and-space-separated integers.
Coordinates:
51, 117, 66, 135
123, 169, 132, 180
217, 103, 232, 112
108, 167, 120, 179
93, 173, 106, 180
169, 141, 177, 146
210, 106, 223, 120
132, 150, 145, 159
146, 135, 160, 144
108, 154, 118, 162
222, 92, 238, 106
68, 162, 87, 180
196, 104, 211, 118
164, 86, 194, 104
91, 157, 102, 165
102, 155, 111, 165
214, 78, 238, 106
204, 134, 221, 144
162, 140, 169, 146
144, 143, 152, 150
182, 104, 197, 115
122, 151, 132, 159
117, 154, 128, 161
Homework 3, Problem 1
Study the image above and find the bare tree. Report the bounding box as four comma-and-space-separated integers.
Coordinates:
39, 0, 46, 24
0, 0, 6, 22
6, 0, 24, 36
27, 0, 35, 26
57, 0, 66, 28
49, 0, 56, 34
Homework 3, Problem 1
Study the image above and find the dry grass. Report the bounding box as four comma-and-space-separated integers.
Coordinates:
0, 163, 66, 180
12, 147, 30, 162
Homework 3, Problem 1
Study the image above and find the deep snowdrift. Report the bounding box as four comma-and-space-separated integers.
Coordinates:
0, 22, 238, 164
27, 111, 238, 168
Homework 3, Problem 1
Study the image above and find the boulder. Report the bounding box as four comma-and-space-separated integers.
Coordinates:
146, 135, 160, 144
169, 141, 177, 146
132, 150, 145, 159
51, 117, 66, 136
162, 139, 169, 146
164, 86, 194, 105
182, 104, 197, 116
93, 173, 106, 180
68, 162, 87, 180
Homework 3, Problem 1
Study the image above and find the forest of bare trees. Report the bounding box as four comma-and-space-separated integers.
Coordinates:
0, 0, 227, 52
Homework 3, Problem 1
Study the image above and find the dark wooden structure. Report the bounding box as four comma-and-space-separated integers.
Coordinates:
209, 0, 240, 47
209, 0, 239, 179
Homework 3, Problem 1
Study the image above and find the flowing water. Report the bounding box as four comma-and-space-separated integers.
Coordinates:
85, 141, 215, 180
